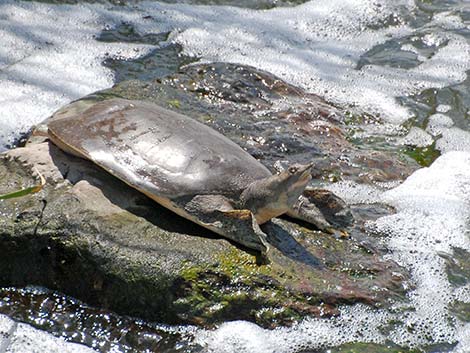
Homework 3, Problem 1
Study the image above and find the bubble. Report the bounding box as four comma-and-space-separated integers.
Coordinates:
158, 0, 470, 126
0, 314, 93, 353
193, 152, 470, 352
436, 128, 470, 153
399, 127, 433, 147
325, 180, 384, 205
426, 113, 454, 136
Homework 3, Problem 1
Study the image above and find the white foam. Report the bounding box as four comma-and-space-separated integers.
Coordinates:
1, 0, 470, 351
325, 180, 385, 204
0, 1, 154, 149
375, 152, 470, 347
158, 0, 470, 124
432, 11, 467, 30
455, 324, 470, 353
436, 127, 470, 153
399, 126, 433, 147
425, 113, 470, 153
3, 0, 470, 149
427, 113, 454, 136
0, 314, 93, 353
436, 104, 452, 113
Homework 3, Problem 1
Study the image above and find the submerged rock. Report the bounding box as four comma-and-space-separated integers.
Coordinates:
0, 63, 413, 327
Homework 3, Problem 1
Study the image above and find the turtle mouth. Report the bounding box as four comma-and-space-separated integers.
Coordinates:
300, 168, 312, 181
298, 162, 314, 182
297, 170, 311, 186
291, 164, 313, 190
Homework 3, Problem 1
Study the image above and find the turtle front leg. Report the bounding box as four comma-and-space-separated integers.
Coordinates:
286, 188, 352, 236
183, 195, 270, 257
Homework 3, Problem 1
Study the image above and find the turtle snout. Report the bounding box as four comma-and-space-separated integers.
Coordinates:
287, 166, 312, 203
287, 162, 314, 176
295, 162, 313, 185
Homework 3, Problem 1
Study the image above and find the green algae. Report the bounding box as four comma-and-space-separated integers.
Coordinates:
176, 249, 315, 327
450, 301, 470, 322
167, 99, 181, 109
401, 143, 440, 167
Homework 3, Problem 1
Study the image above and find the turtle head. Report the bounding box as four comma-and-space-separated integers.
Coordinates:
274, 162, 313, 204
240, 162, 313, 224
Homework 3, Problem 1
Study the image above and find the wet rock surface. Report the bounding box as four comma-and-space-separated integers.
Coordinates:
0, 64, 416, 328
0, 312, 94, 353
0, 287, 193, 353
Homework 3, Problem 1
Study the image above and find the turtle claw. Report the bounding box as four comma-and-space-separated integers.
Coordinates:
184, 196, 270, 256
325, 227, 349, 239
256, 249, 271, 265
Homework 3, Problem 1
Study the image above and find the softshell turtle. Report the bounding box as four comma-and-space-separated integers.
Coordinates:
46, 98, 339, 254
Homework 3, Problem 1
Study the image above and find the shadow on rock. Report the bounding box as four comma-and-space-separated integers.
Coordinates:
263, 221, 323, 268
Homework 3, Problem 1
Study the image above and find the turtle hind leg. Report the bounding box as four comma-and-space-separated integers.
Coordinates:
183, 195, 270, 259
286, 189, 353, 236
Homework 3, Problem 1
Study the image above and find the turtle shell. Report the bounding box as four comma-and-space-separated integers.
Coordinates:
47, 98, 271, 199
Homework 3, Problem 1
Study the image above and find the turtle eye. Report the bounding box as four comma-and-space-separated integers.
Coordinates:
288, 166, 298, 174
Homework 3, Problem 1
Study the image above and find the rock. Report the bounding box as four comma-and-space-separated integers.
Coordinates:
327, 341, 456, 353
0, 142, 407, 328
0, 63, 412, 327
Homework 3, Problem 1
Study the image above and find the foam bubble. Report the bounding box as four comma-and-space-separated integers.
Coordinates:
436, 127, 470, 153
432, 11, 467, 30
436, 104, 452, 113
426, 113, 454, 136
1, 1, 470, 351
0, 314, 93, 353
375, 152, 470, 346
2, 0, 470, 147
455, 324, 470, 353
399, 127, 433, 147
325, 180, 384, 204
424, 113, 470, 153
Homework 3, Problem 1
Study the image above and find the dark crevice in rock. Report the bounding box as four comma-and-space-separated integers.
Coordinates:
33, 199, 47, 237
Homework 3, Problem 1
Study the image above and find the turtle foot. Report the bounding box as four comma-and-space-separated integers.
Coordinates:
184, 196, 270, 256
325, 227, 349, 239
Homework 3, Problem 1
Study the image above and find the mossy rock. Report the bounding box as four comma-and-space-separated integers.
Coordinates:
0, 141, 407, 327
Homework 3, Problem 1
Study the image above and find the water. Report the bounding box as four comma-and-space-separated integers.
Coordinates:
0, 0, 470, 352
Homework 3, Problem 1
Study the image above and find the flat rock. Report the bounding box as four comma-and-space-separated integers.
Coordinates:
0, 135, 407, 328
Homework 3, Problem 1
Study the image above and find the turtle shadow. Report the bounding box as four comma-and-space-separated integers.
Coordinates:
48, 142, 323, 265
262, 221, 323, 268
